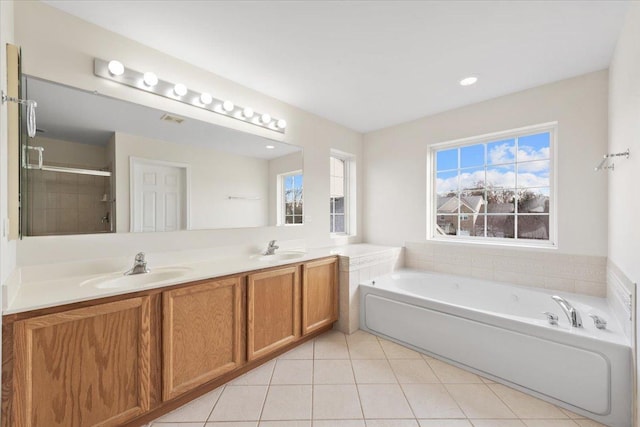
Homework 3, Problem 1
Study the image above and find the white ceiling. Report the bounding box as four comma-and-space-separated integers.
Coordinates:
43, 1, 629, 133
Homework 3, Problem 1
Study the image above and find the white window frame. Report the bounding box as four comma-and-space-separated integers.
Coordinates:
277, 170, 303, 226
330, 149, 356, 237
427, 122, 558, 249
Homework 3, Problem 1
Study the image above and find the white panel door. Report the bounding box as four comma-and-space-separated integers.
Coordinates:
132, 160, 187, 232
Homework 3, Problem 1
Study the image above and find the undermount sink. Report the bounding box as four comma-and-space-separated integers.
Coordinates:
257, 251, 307, 262
80, 266, 193, 289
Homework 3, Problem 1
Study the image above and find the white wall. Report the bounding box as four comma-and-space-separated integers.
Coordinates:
363, 70, 609, 256
12, 1, 363, 266
608, 3, 640, 289
114, 132, 270, 231
607, 4, 640, 425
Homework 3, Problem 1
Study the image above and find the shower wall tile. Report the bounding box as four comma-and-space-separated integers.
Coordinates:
26, 167, 111, 236
404, 241, 607, 297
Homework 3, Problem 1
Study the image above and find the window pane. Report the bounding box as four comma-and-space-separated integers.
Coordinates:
518, 188, 549, 213
437, 194, 459, 214
460, 213, 484, 237
436, 170, 458, 195
282, 172, 303, 226
331, 214, 345, 233
517, 215, 549, 240
460, 194, 485, 216
486, 164, 515, 189
486, 215, 515, 238
333, 197, 344, 214
517, 160, 549, 188
460, 144, 485, 168
487, 139, 515, 165
518, 132, 550, 161
486, 189, 516, 214
436, 215, 458, 235
293, 215, 303, 224
436, 148, 458, 171
459, 166, 484, 194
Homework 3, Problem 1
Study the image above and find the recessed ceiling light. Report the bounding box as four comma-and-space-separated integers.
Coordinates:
459, 76, 478, 86
265, 145, 275, 149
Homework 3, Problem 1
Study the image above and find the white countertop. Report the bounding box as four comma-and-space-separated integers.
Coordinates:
3, 244, 400, 315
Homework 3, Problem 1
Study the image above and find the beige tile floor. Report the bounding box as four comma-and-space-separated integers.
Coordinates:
149, 330, 608, 427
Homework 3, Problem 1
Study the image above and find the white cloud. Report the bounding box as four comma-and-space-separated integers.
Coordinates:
436, 168, 548, 194
488, 143, 549, 169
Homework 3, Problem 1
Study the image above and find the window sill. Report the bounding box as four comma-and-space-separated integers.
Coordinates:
331, 232, 355, 239
428, 236, 557, 250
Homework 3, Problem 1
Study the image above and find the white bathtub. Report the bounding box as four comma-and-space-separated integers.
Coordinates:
359, 269, 632, 427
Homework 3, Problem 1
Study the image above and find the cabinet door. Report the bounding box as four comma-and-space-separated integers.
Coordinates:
163, 277, 243, 400
13, 297, 151, 427
302, 258, 339, 335
247, 266, 300, 361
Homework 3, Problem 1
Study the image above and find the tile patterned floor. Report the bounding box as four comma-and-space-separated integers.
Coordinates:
149, 330, 608, 427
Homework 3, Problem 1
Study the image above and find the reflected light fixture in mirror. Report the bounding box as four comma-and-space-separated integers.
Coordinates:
94, 58, 286, 134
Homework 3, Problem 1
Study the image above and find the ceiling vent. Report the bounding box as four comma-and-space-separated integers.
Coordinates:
160, 113, 185, 124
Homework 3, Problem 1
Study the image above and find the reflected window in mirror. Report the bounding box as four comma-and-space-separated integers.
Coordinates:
279, 171, 303, 225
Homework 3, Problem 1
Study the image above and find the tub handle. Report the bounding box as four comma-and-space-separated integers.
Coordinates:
542, 312, 559, 325
589, 314, 607, 330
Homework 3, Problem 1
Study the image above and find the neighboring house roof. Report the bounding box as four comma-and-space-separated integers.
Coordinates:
437, 196, 484, 214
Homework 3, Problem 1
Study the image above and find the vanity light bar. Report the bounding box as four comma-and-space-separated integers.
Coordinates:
93, 58, 287, 134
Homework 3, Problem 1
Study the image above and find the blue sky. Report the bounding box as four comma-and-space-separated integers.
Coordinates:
436, 132, 550, 194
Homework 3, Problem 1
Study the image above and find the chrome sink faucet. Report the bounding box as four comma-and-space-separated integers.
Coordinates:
125, 252, 151, 275
551, 295, 582, 327
262, 240, 279, 256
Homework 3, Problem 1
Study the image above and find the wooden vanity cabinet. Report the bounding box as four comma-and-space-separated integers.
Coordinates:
302, 258, 339, 335
162, 277, 244, 400
11, 297, 152, 427
247, 266, 301, 361
3, 256, 340, 427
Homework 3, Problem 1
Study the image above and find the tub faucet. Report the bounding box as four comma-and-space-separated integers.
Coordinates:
125, 252, 150, 275
262, 240, 279, 256
551, 295, 582, 327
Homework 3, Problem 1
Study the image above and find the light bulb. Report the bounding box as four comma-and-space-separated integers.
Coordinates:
174, 83, 187, 96
242, 107, 254, 118
265, 145, 275, 149
200, 92, 213, 105
276, 119, 287, 129
143, 72, 158, 87
260, 113, 272, 124
459, 76, 478, 86
222, 100, 234, 112
107, 60, 125, 76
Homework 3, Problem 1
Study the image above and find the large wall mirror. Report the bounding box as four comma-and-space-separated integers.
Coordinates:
19, 76, 303, 236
